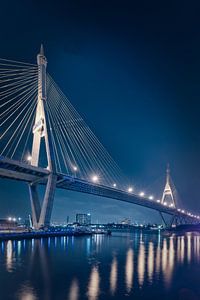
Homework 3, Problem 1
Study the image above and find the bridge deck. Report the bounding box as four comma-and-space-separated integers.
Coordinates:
0, 156, 197, 223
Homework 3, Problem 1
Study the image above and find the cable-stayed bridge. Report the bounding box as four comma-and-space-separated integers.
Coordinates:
0, 46, 199, 229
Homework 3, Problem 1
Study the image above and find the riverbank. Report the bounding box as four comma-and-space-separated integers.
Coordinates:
0, 230, 93, 241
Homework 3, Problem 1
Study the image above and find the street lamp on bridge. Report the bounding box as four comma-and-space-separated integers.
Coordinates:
91, 175, 99, 183
128, 187, 133, 193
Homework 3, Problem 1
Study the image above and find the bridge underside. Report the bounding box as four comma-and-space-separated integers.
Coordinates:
0, 156, 198, 228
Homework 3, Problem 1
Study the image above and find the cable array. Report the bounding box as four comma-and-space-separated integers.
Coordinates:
0, 57, 128, 188
0, 57, 38, 160
46, 74, 128, 188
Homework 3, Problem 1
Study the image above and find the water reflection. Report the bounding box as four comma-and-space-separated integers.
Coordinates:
162, 239, 167, 274
17, 282, 38, 300
110, 256, 117, 295
177, 237, 181, 263
28, 239, 51, 300
6, 240, 13, 272
68, 279, 79, 300
187, 234, 191, 262
168, 237, 174, 273
17, 240, 21, 256
1, 234, 200, 299
180, 236, 185, 263
163, 237, 174, 288
125, 248, 134, 292
148, 242, 154, 283
194, 236, 200, 262
138, 243, 145, 287
87, 266, 100, 300
155, 243, 161, 276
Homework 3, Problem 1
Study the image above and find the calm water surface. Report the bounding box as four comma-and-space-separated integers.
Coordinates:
0, 232, 200, 300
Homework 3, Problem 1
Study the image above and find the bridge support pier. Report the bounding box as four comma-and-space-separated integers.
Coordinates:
28, 184, 41, 228
159, 212, 167, 228
29, 174, 57, 229
38, 174, 57, 228
159, 212, 178, 229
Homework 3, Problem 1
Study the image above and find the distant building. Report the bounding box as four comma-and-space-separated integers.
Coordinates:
76, 213, 91, 225
120, 218, 131, 225
0, 219, 18, 230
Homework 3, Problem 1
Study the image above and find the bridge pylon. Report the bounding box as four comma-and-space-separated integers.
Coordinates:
160, 165, 177, 228
161, 164, 176, 208
29, 45, 57, 229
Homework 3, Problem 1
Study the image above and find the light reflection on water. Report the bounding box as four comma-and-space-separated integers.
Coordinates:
138, 242, 145, 287
87, 266, 100, 300
0, 233, 200, 299
125, 248, 133, 292
17, 283, 38, 300
110, 256, 117, 295
6, 240, 13, 272
147, 242, 154, 283
68, 279, 79, 300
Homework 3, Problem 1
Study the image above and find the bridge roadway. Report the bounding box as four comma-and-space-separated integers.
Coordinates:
0, 155, 197, 224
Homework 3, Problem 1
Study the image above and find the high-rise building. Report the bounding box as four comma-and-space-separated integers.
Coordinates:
76, 213, 91, 225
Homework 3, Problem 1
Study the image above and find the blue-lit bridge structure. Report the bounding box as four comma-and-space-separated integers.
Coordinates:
0, 155, 198, 228
0, 47, 199, 229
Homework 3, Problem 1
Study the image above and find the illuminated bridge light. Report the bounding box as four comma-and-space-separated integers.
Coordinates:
163, 202, 167, 206
139, 192, 145, 197
113, 183, 117, 188
72, 166, 78, 171
91, 175, 99, 183
156, 199, 161, 203
27, 155, 32, 162
181, 210, 185, 213
177, 208, 181, 212
128, 187, 133, 193
170, 203, 174, 208
149, 195, 154, 200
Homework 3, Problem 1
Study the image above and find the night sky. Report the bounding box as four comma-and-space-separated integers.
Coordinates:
1, 0, 200, 224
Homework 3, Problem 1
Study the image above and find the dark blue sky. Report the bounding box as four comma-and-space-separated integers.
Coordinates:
1, 0, 200, 223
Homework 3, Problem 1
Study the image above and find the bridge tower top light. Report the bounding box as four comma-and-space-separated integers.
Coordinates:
37, 44, 47, 65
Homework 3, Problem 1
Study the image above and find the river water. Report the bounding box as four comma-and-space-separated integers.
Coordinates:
0, 231, 200, 300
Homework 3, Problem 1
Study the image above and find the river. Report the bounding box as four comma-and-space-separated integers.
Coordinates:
0, 231, 200, 299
